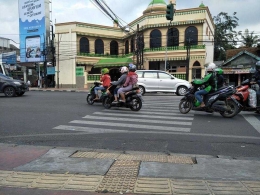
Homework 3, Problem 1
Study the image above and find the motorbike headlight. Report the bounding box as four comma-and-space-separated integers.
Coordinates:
13, 82, 22, 85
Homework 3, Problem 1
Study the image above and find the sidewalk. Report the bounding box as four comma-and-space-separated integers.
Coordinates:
29, 87, 88, 93
0, 143, 260, 194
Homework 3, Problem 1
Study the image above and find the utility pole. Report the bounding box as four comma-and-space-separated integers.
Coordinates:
51, 25, 55, 87
185, 38, 191, 81
135, 24, 144, 70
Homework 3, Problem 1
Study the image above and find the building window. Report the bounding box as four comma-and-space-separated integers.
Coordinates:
95, 39, 104, 54
125, 40, 129, 54
79, 37, 89, 53
192, 61, 201, 79
167, 28, 179, 46
185, 26, 198, 45
130, 38, 135, 53
110, 40, 118, 55
150, 29, 161, 48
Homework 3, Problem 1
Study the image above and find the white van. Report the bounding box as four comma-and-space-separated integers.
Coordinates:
136, 70, 191, 96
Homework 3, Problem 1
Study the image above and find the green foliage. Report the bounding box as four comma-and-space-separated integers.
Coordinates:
238, 29, 259, 47
213, 12, 239, 61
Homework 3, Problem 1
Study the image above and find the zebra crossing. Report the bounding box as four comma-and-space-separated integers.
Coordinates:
53, 100, 195, 135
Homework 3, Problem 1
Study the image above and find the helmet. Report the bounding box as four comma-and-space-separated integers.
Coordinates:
215, 68, 223, 75
256, 61, 260, 71
101, 68, 109, 75
128, 63, 136, 72
206, 63, 216, 72
120, 66, 128, 74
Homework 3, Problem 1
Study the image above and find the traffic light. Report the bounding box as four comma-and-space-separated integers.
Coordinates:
166, 4, 174, 21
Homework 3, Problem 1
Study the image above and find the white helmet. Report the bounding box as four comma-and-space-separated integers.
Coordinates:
120, 66, 128, 74
206, 63, 216, 72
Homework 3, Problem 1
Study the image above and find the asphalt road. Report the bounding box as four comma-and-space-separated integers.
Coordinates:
1, 91, 260, 158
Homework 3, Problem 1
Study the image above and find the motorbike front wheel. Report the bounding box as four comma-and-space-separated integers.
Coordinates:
179, 99, 192, 114
129, 96, 142, 111
219, 100, 239, 118
86, 94, 94, 105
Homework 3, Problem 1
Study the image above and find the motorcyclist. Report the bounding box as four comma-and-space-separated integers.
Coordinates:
94, 68, 111, 100
254, 61, 260, 86
110, 66, 128, 103
215, 68, 224, 89
194, 63, 216, 107
118, 64, 138, 103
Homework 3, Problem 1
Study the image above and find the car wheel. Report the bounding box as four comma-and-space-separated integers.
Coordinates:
176, 86, 188, 96
139, 86, 145, 95
4, 86, 16, 97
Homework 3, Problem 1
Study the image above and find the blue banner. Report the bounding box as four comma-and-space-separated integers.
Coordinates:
1, 51, 17, 64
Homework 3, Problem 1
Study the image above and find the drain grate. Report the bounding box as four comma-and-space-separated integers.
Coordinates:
71, 151, 195, 164
97, 160, 140, 193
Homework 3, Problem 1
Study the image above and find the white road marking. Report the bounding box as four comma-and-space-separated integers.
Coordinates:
83, 115, 192, 125
92, 112, 194, 120
242, 114, 260, 133
69, 120, 191, 132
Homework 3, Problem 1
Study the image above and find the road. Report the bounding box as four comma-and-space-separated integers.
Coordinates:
1, 91, 260, 158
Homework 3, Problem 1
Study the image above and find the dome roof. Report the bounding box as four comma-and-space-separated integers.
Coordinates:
199, 1, 205, 7
143, 0, 167, 15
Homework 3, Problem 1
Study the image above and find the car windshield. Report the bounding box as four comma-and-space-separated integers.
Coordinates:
0, 73, 12, 79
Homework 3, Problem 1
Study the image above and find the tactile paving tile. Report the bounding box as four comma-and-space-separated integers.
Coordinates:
97, 160, 140, 193
0, 170, 103, 192
171, 179, 211, 194
242, 181, 260, 194
134, 177, 172, 194
207, 181, 252, 195
72, 151, 195, 164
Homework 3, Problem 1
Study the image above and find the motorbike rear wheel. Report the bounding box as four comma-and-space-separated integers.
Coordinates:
219, 100, 239, 118
103, 96, 112, 109
86, 94, 94, 105
129, 96, 142, 111
179, 100, 192, 114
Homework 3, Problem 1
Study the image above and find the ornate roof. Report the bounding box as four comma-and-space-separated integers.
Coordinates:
199, 1, 205, 7
143, 0, 167, 15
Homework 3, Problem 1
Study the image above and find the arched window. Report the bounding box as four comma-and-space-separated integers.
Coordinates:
130, 38, 135, 53
150, 29, 161, 48
125, 40, 129, 54
167, 28, 179, 46
192, 61, 201, 79
110, 40, 118, 55
80, 37, 89, 53
95, 39, 104, 54
185, 26, 198, 45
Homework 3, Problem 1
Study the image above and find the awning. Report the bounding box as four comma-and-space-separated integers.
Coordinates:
94, 58, 133, 68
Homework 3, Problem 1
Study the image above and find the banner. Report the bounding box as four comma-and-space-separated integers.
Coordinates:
18, 0, 50, 63
0, 51, 17, 64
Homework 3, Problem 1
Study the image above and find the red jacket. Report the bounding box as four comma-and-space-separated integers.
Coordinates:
101, 74, 111, 87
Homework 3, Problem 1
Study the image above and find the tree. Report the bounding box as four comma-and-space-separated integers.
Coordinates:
238, 29, 259, 47
213, 12, 239, 61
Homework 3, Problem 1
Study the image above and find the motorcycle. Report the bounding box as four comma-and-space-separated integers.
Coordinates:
86, 82, 107, 105
231, 79, 260, 113
103, 84, 143, 111
179, 81, 241, 118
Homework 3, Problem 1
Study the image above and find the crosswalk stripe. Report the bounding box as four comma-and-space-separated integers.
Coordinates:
83, 115, 192, 125
242, 114, 260, 133
53, 125, 128, 133
69, 120, 190, 132
143, 102, 180, 105
140, 109, 194, 115
92, 112, 194, 120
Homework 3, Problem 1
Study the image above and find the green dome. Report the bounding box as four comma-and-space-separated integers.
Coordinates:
148, 0, 167, 6
199, 1, 205, 7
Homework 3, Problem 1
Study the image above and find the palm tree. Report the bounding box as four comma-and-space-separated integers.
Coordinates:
238, 29, 259, 47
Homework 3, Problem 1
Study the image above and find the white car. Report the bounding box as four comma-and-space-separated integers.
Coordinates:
136, 70, 191, 96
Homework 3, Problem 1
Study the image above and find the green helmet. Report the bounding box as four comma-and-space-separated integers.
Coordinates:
215, 68, 223, 75
101, 68, 109, 74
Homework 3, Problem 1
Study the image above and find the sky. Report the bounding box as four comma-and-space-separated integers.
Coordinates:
0, 0, 259, 47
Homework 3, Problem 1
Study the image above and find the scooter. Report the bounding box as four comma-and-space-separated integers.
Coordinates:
179, 81, 241, 118
231, 79, 260, 113
86, 82, 107, 105
102, 84, 142, 111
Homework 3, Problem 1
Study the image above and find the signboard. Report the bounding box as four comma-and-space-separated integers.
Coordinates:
0, 51, 17, 64
47, 67, 55, 75
76, 67, 84, 76
18, 0, 50, 63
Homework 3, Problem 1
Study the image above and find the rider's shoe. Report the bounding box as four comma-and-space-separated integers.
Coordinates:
199, 102, 205, 107
119, 100, 126, 103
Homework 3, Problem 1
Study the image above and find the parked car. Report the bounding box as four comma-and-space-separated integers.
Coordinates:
136, 70, 191, 96
0, 73, 29, 97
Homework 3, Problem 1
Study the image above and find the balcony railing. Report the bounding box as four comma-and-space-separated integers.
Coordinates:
144, 45, 205, 52
78, 53, 133, 58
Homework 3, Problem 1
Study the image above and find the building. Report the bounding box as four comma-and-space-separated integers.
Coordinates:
55, 0, 215, 88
